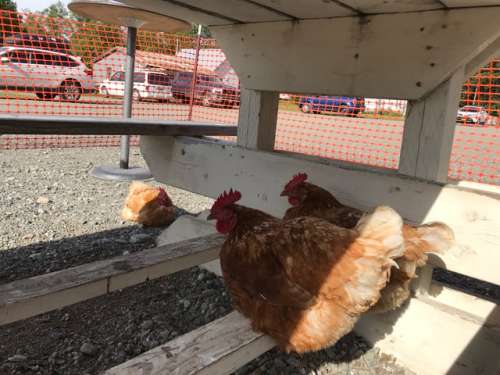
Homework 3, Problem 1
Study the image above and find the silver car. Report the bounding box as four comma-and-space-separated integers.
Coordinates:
456, 105, 489, 125
0, 46, 93, 101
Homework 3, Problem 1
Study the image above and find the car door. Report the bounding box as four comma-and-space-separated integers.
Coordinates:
30, 51, 61, 90
108, 71, 125, 96
0, 49, 31, 89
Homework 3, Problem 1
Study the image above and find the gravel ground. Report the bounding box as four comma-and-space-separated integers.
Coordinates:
0, 147, 414, 375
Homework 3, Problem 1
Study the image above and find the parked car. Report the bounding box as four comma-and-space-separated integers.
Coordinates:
4, 33, 71, 54
0, 46, 93, 101
456, 105, 488, 125
298, 96, 365, 115
171, 71, 240, 107
99, 70, 173, 102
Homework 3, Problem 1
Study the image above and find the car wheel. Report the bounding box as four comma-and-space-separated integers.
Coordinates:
59, 80, 82, 102
301, 103, 313, 114
101, 86, 109, 97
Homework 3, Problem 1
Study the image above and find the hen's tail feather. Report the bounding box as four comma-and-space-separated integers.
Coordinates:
415, 222, 455, 254
355, 206, 405, 260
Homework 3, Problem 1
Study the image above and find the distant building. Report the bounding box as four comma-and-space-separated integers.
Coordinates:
176, 48, 239, 88
92, 47, 215, 85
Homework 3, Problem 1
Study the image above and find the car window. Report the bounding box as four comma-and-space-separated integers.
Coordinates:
176, 72, 192, 83
110, 72, 125, 81
462, 106, 480, 112
31, 52, 55, 65
147, 73, 171, 86
59, 55, 79, 67
133, 72, 145, 83
8, 50, 30, 64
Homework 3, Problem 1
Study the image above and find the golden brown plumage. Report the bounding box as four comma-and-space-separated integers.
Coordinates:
210, 189, 405, 353
121, 182, 176, 227
281, 173, 455, 313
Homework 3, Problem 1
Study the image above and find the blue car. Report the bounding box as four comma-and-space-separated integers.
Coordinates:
298, 96, 365, 115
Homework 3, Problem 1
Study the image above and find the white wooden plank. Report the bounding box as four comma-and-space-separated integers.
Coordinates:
0, 234, 223, 326
250, 0, 355, 18
427, 282, 500, 324
356, 298, 500, 375
237, 89, 279, 151
177, 0, 292, 22
104, 311, 275, 375
398, 67, 464, 182
118, 0, 234, 25
211, 7, 500, 99
341, 0, 443, 13
465, 35, 500, 78
141, 136, 500, 285
442, 0, 500, 7
156, 215, 222, 276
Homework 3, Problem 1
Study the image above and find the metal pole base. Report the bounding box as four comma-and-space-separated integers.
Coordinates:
89, 165, 153, 181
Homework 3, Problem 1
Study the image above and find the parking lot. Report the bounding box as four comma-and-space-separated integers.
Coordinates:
0, 93, 498, 184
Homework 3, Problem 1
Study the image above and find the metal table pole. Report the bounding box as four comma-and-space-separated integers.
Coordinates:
120, 26, 137, 169
90, 26, 152, 181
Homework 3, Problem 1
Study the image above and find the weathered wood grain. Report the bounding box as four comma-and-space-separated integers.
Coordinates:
0, 234, 224, 326
0, 115, 236, 136
105, 311, 275, 375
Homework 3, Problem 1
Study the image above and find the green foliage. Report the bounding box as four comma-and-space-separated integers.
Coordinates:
461, 60, 500, 116
0, 2, 22, 43
0, 0, 16, 11
70, 21, 124, 66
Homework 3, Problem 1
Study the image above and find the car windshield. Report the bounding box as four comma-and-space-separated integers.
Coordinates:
147, 73, 171, 86
461, 106, 481, 112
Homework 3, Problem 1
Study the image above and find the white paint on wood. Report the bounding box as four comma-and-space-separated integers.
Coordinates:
442, 0, 500, 7
398, 67, 464, 182
464, 35, 500, 78
156, 215, 222, 276
341, 0, 443, 13
356, 297, 500, 375
211, 7, 500, 99
141, 136, 500, 285
237, 89, 279, 151
119, 0, 499, 25
118, 0, 231, 25
249, 0, 355, 18
104, 311, 275, 375
176, 0, 291, 22
0, 234, 223, 326
426, 282, 500, 325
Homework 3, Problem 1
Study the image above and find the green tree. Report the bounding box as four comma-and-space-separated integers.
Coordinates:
70, 21, 124, 66
0, 0, 16, 11
0, 0, 23, 44
42, 1, 69, 18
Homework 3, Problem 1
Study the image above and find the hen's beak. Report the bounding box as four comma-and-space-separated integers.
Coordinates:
207, 213, 215, 221
280, 190, 289, 197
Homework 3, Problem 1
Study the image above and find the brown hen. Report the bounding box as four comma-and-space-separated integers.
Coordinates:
281, 173, 455, 313
121, 181, 176, 227
209, 189, 405, 353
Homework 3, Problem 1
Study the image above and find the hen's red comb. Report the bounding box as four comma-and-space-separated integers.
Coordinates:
157, 187, 172, 206
211, 189, 242, 212
283, 173, 308, 192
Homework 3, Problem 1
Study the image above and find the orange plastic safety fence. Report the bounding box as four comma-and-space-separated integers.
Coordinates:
0, 10, 497, 185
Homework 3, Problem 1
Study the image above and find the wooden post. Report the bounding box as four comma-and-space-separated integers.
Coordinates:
237, 88, 279, 151
398, 67, 465, 183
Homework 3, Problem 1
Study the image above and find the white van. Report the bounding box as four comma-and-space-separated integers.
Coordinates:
99, 70, 173, 102
0, 46, 93, 101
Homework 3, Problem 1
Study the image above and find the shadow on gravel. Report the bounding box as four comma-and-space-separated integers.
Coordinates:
0, 225, 162, 285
